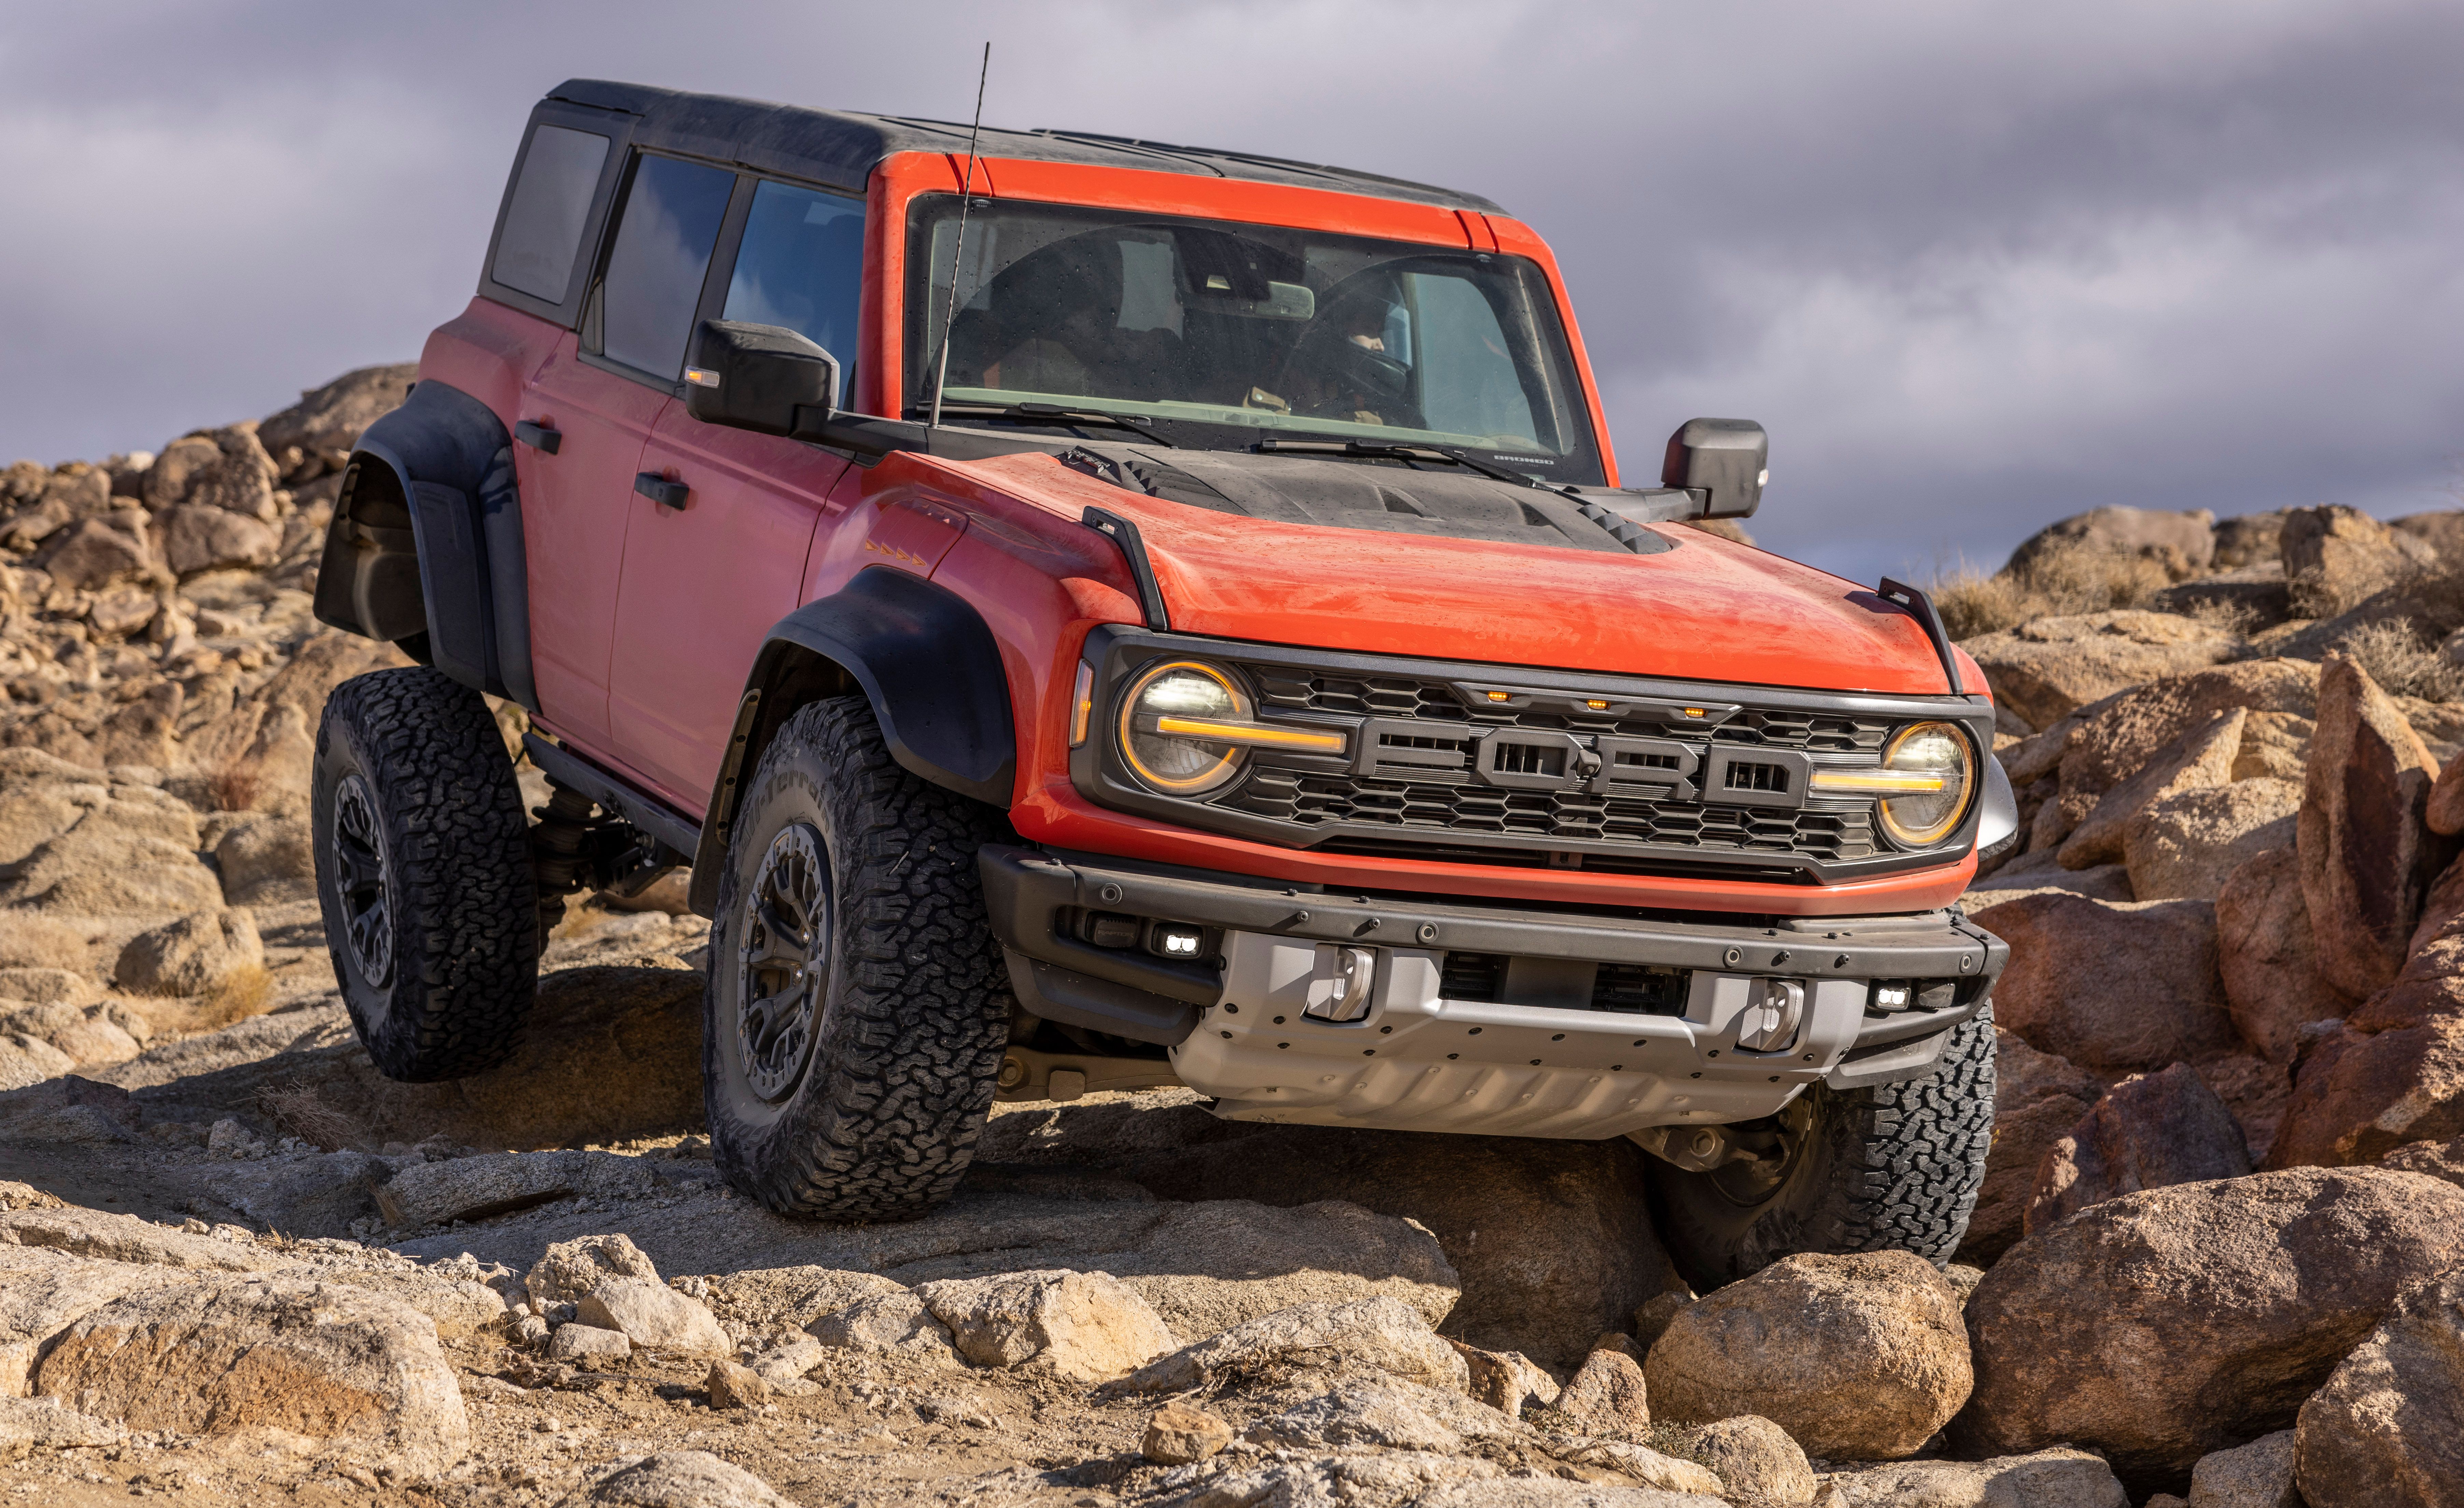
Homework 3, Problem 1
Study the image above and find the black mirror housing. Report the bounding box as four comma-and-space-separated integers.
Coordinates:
1662, 417, 1768, 518
686, 320, 840, 436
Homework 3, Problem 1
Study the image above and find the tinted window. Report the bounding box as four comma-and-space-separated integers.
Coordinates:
599, 155, 734, 381
492, 125, 610, 301
723, 181, 866, 406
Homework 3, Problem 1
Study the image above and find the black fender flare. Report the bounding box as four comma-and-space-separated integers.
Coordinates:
311, 380, 537, 709
688, 566, 1018, 915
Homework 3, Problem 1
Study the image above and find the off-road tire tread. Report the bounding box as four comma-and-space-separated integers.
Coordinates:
704, 696, 1011, 1222
315, 667, 538, 1082
1830, 1003, 1997, 1256
1650, 1003, 1996, 1289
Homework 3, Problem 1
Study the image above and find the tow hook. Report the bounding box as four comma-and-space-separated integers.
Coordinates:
1301, 944, 1377, 1022
1737, 977, 1806, 1052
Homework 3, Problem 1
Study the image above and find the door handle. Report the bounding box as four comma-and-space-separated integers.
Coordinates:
515, 419, 561, 454
634, 472, 690, 510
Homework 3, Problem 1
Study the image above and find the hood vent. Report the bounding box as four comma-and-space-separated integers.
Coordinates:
1059, 444, 1677, 556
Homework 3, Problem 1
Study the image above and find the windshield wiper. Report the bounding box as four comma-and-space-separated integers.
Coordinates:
1251, 437, 1538, 489
930, 400, 1178, 448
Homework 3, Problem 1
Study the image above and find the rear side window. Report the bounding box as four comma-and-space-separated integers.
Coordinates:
599, 154, 735, 381
722, 181, 866, 406
492, 125, 611, 301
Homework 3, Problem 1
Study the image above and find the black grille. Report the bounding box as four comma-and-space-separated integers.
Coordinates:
1250, 667, 1894, 752
1228, 769, 1876, 862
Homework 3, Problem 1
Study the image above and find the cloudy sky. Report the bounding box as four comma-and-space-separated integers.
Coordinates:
4, 0, 2460, 585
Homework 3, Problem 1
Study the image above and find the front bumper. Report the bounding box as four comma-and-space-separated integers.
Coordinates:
979, 844, 2005, 1138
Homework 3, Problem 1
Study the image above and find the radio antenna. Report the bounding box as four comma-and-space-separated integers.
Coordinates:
927, 42, 991, 433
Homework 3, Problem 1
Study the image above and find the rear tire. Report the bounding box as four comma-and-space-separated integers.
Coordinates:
312, 667, 538, 1082
1648, 1004, 1997, 1291
702, 695, 1013, 1220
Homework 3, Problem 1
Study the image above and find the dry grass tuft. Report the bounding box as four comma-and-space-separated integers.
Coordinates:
254, 1078, 369, 1152
204, 763, 262, 813
193, 964, 274, 1030
1930, 552, 2176, 641
2342, 618, 2464, 702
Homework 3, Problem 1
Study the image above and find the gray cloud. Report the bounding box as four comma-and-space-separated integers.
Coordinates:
2, 0, 2459, 585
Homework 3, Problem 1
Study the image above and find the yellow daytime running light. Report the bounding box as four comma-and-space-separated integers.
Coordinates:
1585, 699, 1609, 711
1682, 708, 1706, 718
1153, 716, 1348, 754
685, 367, 720, 388
1069, 661, 1095, 748
1486, 691, 1511, 702
1808, 768, 1950, 794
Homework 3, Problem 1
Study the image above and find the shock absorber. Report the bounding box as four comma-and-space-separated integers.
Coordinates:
528, 784, 612, 948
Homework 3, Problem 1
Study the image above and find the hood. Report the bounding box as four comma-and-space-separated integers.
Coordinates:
954, 449, 1958, 696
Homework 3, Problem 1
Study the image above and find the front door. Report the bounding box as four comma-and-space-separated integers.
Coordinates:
607, 178, 868, 808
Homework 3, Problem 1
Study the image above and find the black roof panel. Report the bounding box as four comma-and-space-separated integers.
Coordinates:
547, 79, 1505, 215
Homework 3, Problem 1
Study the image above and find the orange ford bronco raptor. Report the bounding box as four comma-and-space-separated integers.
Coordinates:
308, 80, 2016, 1286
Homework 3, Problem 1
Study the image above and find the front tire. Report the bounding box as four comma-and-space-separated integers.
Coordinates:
312, 667, 539, 1082
1648, 1004, 1997, 1291
703, 696, 1013, 1220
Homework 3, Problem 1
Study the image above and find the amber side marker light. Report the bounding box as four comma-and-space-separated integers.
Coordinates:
1069, 661, 1094, 747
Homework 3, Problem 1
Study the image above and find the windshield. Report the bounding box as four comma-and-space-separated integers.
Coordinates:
903, 196, 1606, 485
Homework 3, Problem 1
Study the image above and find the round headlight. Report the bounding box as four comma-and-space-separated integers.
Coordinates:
1877, 721, 1975, 848
1118, 661, 1250, 795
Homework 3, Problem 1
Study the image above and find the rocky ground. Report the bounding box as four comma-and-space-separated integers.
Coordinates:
3, 375, 2462, 1507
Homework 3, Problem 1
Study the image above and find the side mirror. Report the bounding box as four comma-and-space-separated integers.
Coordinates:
686, 320, 840, 436
1662, 417, 1768, 518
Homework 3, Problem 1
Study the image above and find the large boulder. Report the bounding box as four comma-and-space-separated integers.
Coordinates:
2021, 1064, 2250, 1235
2265, 1015, 2464, 1168
2057, 660, 2319, 800
1662, 1416, 1815, 1505
1644, 1251, 1969, 1461
1113, 1297, 1467, 1395
143, 426, 278, 521
2215, 848, 2361, 1061
914, 1269, 1177, 1382
2058, 707, 2243, 869
2185, 1431, 2298, 1508
378, 1150, 664, 1229
2282, 504, 2435, 618
31, 511, 159, 592
2299, 655, 2449, 997
159, 502, 279, 576
1966, 893, 2239, 1070
1957, 1167, 2464, 1480
555, 1451, 794, 1508
975, 1094, 1675, 1371
256, 365, 417, 482
1965, 612, 2240, 731
34, 1277, 469, 1474
2294, 1268, 2464, 1508
574, 1277, 730, 1356
1547, 1340, 1654, 1437
2004, 506, 2217, 582
112, 909, 264, 997
2122, 779, 2298, 902
0, 1245, 191, 1394
1833, 1448, 2127, 1508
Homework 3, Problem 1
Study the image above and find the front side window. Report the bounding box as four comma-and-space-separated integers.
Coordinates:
597, 154, 734, 381
492, 124, 610, 301
903, 198, 1601, 483
722, 181, 865, 407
